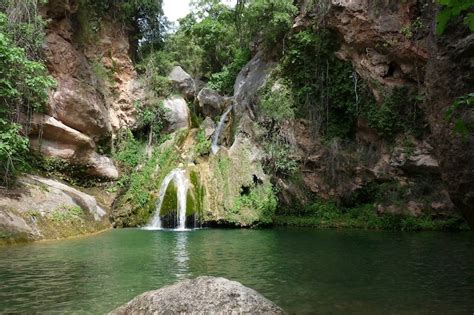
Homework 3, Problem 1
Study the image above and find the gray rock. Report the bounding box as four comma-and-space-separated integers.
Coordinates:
202, 117, 216, 139
0, 175, 110, 243
197, 88, 228, 118
110, 276, 285, 315
29, 114, 120, 180
168, 66, 196, 99
234, 51, 275, 115
163, 96, 191, 132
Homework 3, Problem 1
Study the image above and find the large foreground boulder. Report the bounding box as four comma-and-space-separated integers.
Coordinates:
110, 276, 285, 314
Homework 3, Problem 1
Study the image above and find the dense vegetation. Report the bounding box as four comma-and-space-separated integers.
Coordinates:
1, 0, 472, 231
0, 1, 55, 185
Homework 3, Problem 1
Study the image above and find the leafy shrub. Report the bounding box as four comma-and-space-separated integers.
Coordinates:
259, 80, 296, 122
436, 0, 474, 35
0, 12, 55, 185
244, 0, 298, 51
365, 87, 425, 139
112, 129, 145, 170
0, 0, 48, 59
208, 48, 251, 95
0, 119, 29, 183
230, 184, 278, 225
194, 129, 211, 156
261, 135, 298, 176
280, 29, 376, 139
50, 205, 84, 222
444, 92, 474, 139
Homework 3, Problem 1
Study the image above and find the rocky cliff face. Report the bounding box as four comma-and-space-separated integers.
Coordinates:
3, 0, 470, 239
31, 0, 144, 180
1, 0, 145, 243
285, 0, 472, 224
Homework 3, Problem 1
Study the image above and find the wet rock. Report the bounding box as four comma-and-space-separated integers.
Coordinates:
163, 96, 191, 132
169, 66, 196, 99
110, 276, 285, 314
197, 88, 228, 118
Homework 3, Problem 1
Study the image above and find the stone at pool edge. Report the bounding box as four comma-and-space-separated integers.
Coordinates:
109, 276, 286, 314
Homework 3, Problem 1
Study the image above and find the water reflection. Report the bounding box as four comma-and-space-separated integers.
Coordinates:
173, 232, 190, 279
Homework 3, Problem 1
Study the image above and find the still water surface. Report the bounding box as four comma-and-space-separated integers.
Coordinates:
1, 228, 473, 314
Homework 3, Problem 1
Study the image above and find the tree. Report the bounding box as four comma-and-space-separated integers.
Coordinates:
244, 0, 298, 51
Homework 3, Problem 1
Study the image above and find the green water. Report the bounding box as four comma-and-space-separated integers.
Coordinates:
1, 228, 473, 314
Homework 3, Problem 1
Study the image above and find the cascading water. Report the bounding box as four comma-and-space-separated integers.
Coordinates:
147, 168, 189, 230
211, 106, 233, 154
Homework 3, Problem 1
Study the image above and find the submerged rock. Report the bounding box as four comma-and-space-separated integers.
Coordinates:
110, 276, 285, 314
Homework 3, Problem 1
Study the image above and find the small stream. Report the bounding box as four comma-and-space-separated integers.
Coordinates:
1, 228, 473, 314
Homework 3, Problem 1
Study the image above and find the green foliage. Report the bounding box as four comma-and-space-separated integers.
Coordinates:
275, 201, 468, 231
162, 30, 205, 77
162, 2, 241, 79
230, 184, 278, 225
261, 134, 298, 176
194, 129, 212, 156
189, 5, 240, 76
189, 171, 205, 215
137, 51, 173, 97
0, 13, 55, 114
208, 48, 251, 94
244, 0, 298, 51
445, 92, 474, 139
400, 18, 425, 39
0, 0, 48, 59
31, 155, 100, 187
280, 29, 376, 139
113, 130, 181, 225
112, 129, 145, 170
77, 0, 167, 52
50, 205, 84, 223
134, 100, 167, 136
436, 0, 474, 35
0, 119, 29, 183
259, 81, 296, 122
0, 12, 55, 185
365, 87, 425, 139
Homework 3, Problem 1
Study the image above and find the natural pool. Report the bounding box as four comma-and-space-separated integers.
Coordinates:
1, 228, 473, 314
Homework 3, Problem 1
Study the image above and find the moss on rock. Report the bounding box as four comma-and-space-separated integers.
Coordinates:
161, 182, 178, 216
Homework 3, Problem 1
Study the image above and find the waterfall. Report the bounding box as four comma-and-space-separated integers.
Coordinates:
147, 168, 189, 230
211, 106, 233, 154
